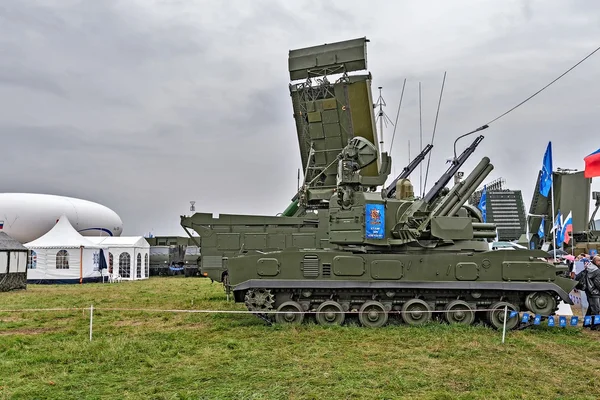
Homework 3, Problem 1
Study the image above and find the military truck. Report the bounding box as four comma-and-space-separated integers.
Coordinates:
573, 191, 600, 255
145, 236, 200, 276
527, 168, 600, 253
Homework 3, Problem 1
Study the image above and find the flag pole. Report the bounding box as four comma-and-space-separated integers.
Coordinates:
571, 228, 574, 255
551, 173, 557, 260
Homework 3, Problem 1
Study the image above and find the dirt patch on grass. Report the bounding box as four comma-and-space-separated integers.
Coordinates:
0, 327, 57, 336
0, 316, 24, 322
112, 319, 208, 331
179, 322, 208, 330
582, 328, 600, 338
113, 320, 147, 327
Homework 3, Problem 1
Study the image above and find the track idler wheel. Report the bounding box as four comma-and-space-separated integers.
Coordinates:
274, 301, 304, 325
525, 292, 557, 316
444, 300, 475, 326
487, 301, 519, 330
315, 301, 345, 326
244, 288, 275, 313
358, 301, 388, 328
401, 299, 432, 326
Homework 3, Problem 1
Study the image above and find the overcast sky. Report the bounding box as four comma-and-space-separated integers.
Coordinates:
1, 0, 599, 236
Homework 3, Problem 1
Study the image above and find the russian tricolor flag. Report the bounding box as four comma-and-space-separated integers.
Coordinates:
584, 148, 600, 178
0, 221, 3, 229
563, 211, 573, 244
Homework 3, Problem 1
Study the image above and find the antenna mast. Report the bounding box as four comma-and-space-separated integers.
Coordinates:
374, 86, 394, 155
408, 140, 411, 179
419, 82, 423, 197
423, 71, 447, 195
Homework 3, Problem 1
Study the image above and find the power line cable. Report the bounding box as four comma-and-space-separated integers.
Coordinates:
453, 43, 600, 158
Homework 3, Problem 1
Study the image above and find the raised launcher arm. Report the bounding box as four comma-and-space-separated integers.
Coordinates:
385, 144, 433, 199
388, 135, 496, 245
417, 156, 497, 239
423, 135, 485, 204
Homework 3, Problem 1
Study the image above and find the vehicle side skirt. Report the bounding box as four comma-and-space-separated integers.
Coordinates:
233, 279, 573, 304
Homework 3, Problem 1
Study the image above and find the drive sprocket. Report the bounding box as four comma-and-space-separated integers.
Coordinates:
244, 288, 275, 313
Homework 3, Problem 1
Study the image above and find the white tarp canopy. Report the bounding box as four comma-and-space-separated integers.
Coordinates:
0, 232, 28, 291
24, 215, 107, 284
86, 236, 150, 280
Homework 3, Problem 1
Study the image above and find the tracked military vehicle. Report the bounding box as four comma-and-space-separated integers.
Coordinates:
226, 136, 578, 329
180, 37, 433, 285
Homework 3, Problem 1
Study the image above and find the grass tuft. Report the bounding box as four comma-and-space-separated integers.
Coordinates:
0, 277, 599, 399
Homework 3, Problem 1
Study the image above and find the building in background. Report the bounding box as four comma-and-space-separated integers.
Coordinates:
469, 178, 527, 242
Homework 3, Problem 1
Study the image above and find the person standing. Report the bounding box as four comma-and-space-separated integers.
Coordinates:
575, 255, 600, 330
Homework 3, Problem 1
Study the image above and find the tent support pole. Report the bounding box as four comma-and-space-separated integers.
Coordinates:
80, 246, 83, 284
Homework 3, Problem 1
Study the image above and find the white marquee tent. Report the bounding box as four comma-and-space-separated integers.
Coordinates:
87, 236, 150, 280
24, 215, 107, 284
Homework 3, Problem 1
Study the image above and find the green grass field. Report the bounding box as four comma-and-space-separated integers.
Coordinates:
1, 277, 600, 400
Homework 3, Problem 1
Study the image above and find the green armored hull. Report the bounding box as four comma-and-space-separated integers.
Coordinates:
228, 247, 576, 329
224, 134, 579, 329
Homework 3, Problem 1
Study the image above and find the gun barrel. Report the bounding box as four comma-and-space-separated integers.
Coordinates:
472, 222, 497, 230
435, 157, 491, 217
386, 144, 433, 198
473, 231, 498, 239
423, 135, 484, 203
446, 164, 494, 217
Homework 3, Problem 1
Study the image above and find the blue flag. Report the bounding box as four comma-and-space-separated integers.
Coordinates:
551, 210, 562, 247
555, 211, 564, 247
539, 142, 553, 197
570, 316, 579, 326
478, 185, 487, 223
537, 217, 545, 240
548, 316, 555, 326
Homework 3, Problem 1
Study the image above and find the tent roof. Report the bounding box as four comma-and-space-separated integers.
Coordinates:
0, 232, 28, 251
24, 215, 102, 249
86, 236, 150, 248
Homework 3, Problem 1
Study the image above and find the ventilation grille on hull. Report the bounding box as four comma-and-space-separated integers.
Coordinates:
303, 255, 319, 278
322, 263, 331, 277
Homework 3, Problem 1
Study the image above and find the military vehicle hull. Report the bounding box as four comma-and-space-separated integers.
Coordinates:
228, 248, 577, 329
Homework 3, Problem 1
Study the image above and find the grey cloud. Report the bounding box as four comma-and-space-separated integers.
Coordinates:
1, 0, 599, 236
521, 0, 533, 21
0, 65, 67, 98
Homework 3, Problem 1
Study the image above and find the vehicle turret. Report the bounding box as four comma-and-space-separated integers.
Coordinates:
328, 135, 495, 249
